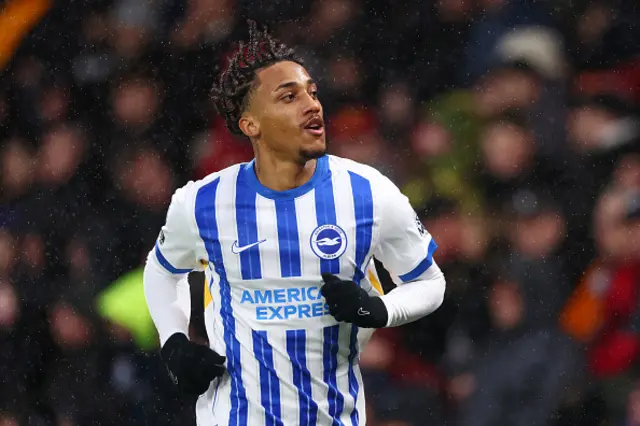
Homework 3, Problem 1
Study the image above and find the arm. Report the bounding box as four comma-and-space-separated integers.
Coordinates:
379, 262, 445, 327
143, 183, 199, 345
374, 175, 445, 327
144, 183, 225, 395
143, 260, 191, 345
320, 174, 445, 329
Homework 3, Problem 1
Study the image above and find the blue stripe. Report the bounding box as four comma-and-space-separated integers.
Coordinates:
154, 242, 192, 274
275, 199, 302, 278
323, 325, 344, 426
346, 171, 374, 425
348, 171, 375, 285
348, 325, 359, 426
253, 331, 283, 426
314, 172, 340, 274
286, 330, 318, 426
236, 172, 262, 280
195, 179, 248, 426
398, 239, 438, 282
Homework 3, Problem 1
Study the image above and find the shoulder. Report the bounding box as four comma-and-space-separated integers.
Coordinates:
172, 163, 245, 206
328, 155, 399, 197
327, 155, 390, 187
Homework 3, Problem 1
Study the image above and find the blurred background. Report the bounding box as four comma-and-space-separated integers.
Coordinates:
0, 0, 639, 425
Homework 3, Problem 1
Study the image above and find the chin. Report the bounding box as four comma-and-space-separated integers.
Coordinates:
299, 139, 327, 161
300, 146, 326, 162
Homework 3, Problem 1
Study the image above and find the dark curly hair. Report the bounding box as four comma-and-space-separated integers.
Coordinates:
211, 20, 303, 136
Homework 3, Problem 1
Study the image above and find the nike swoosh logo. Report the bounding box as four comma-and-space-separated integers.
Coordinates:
231, 239, 266, 254
357, 307, 370, 316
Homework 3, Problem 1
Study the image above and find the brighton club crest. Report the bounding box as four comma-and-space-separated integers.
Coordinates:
310, 224, 347, 260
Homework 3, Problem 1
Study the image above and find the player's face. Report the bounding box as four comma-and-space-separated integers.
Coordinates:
246, 61, 326, 164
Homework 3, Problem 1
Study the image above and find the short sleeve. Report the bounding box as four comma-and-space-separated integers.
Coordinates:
152, 184, 199, 274
374, 176, 438, 283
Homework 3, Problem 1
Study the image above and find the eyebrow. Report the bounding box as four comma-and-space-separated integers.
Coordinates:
273, 79, 316, 93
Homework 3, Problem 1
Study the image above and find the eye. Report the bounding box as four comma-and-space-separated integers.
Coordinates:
310, 89, 319, 99
281, 93, 295, 102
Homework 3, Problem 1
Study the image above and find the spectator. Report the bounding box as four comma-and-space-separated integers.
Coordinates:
453, 189, 582, 426
561, 154, 640, 419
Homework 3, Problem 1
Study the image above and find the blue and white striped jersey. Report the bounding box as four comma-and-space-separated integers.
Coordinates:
151, 155, 438, 426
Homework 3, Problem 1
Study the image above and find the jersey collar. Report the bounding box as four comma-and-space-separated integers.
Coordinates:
242, 155, 329, 200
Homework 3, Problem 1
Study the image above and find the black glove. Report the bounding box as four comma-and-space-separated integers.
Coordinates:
320, 273, 389, 328
160, 333, 226, 395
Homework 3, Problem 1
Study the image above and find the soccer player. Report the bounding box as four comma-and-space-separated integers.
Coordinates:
143, 21, 446, 426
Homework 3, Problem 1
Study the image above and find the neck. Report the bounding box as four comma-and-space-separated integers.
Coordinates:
253, 148, 318, 192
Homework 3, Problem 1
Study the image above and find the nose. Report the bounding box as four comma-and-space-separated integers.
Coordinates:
302, 92, 321, 115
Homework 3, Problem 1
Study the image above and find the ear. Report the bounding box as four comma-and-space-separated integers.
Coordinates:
239, 114, 260, 138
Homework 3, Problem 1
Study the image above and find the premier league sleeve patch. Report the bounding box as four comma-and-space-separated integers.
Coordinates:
414, 212, 426, 236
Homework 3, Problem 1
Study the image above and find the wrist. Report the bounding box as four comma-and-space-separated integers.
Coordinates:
374, 296, 392, 327
368, 296, 389, 328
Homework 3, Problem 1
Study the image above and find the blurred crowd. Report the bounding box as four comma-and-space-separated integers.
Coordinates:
0, 0, 639, 425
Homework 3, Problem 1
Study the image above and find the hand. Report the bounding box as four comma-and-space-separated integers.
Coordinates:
320, 273, 388, 328
160, 333, 226, 395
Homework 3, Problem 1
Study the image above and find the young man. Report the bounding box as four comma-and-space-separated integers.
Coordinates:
143, 21, 446, 426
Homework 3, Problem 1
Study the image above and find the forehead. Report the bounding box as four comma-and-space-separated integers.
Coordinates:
254, 61, 312, 93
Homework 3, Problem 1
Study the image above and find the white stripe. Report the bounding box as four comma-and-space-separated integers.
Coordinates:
331, 167, 358, 279
272, 331, 297, 425
255, 195, 280, 279
215, 169, 239, 284
309, 328, 330, 424
218, 168, 242, 283
244, 336, 263, 426
249, 333, 266, 426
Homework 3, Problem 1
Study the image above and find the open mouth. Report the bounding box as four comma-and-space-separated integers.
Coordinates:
303, 117, 324, 136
